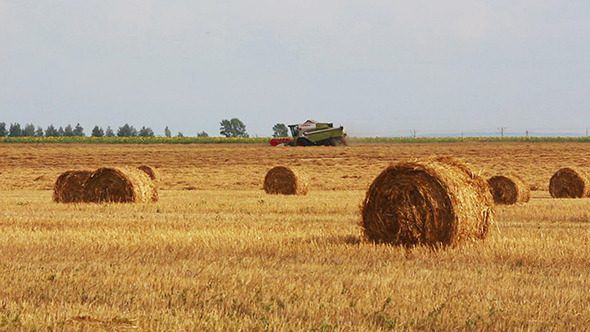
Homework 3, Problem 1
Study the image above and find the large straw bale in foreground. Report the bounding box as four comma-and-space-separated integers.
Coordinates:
263, 166, 308, 195
83, 167, 158, 203
487, 175, 530, 204
549, 167, 590, 198
361, 156, 494, 247
53, 170, 93, 203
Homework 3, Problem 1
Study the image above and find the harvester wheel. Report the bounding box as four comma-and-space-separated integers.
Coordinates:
297, 138, 311, 146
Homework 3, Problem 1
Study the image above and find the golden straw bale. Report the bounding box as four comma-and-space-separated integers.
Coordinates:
83, 167, 158, 203
263, 166, 309, 195
361, 156, 494, 247
549, 167, 590, 198
487, 175, 530, 204
53, 170, 93, 203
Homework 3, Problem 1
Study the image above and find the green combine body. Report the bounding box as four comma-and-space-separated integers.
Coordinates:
287, 120, 348, 146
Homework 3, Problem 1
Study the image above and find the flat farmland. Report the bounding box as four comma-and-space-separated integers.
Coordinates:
1, 142, 590, 330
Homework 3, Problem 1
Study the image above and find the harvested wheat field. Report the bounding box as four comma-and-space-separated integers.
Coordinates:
2, 142, 590, 330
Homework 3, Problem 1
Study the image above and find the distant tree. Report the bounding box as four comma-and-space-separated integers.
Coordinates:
91, 125, 104, 137
45, 124, 59, 137
0, 122, 7, 137
220, 118, 249, 138
8, 123, 22, 137
177, 132, 184, 137
57, 126, 65, 136
73, 123, 85, 136
117, 123, 137, 137
138, 126, 155, 137
272, 123, 288, 138
164, 126, 171, 137
63, 124, 74, 137
22, 123, 35, 137
105, 126, 115, 137
197, 131, 209, 137
35, 126, 44, 137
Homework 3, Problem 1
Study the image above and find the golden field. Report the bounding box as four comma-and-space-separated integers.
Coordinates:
1, 142, 590, 331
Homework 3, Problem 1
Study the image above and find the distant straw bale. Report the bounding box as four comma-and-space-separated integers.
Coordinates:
53, 170, 93, 203
487, 175, 530, 204
137, 165, 160, 201
83, 167, 158, 203
137, 165, 159, 181
549, 167, 590, 198
263, 166, 308, 195
361, 156, 494, 247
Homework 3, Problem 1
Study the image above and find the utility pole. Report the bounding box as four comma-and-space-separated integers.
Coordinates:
499, 127, 505, 138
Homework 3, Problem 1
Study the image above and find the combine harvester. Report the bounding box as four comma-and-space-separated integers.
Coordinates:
270, 120, 348, 146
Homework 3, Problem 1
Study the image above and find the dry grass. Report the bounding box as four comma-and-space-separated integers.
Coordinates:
1, 143, 590, 330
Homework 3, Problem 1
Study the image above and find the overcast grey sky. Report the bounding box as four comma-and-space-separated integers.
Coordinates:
1, 1, 590, 137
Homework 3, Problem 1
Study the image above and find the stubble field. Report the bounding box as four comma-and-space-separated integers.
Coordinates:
1, 142, 590, 331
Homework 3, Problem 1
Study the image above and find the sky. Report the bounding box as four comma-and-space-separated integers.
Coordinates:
1, 1, 590, 137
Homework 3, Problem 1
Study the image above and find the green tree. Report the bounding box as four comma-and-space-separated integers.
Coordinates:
220, 118, 249, 138
35, 126, 44, 137
73, 123, 85, 136
177, 132, 184, 137
139, 126, 155, 137
164, 126, 171, 137
23, 123, 35, 137
105, 126, 115, 137
272, 123, 288, 138
8, 123, 22, 137
45, 124, 59, 137
63, 124, 74, 137
0, 122, 7, 137
197, 131, 209, 137
117, 124, 137, 137
57, 126, 65, 136
91, 125, 104, 137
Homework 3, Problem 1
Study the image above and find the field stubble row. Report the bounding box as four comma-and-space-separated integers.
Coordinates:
2, 142, 590, 192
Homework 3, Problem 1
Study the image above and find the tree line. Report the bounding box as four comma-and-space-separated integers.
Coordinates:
0, 118, 291, 138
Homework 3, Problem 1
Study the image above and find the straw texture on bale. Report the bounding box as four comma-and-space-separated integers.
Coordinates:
487, 175, 530, 204
137, 165, 160, 201
137, 165, 159, 181
53, 170, 93, 203
361, 156, 494, 247
263, 166, 308, 195
549, 167, 590, 198
83, 167, 158, 203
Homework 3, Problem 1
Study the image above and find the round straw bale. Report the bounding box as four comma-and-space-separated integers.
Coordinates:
263, 166, 308, 195
137, 165, 159, 181
487, 175, 530, 204
53, 170, 93, 203
361, 156, 494, 247
549, 167, 590, 198
83, 167, 158, 203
